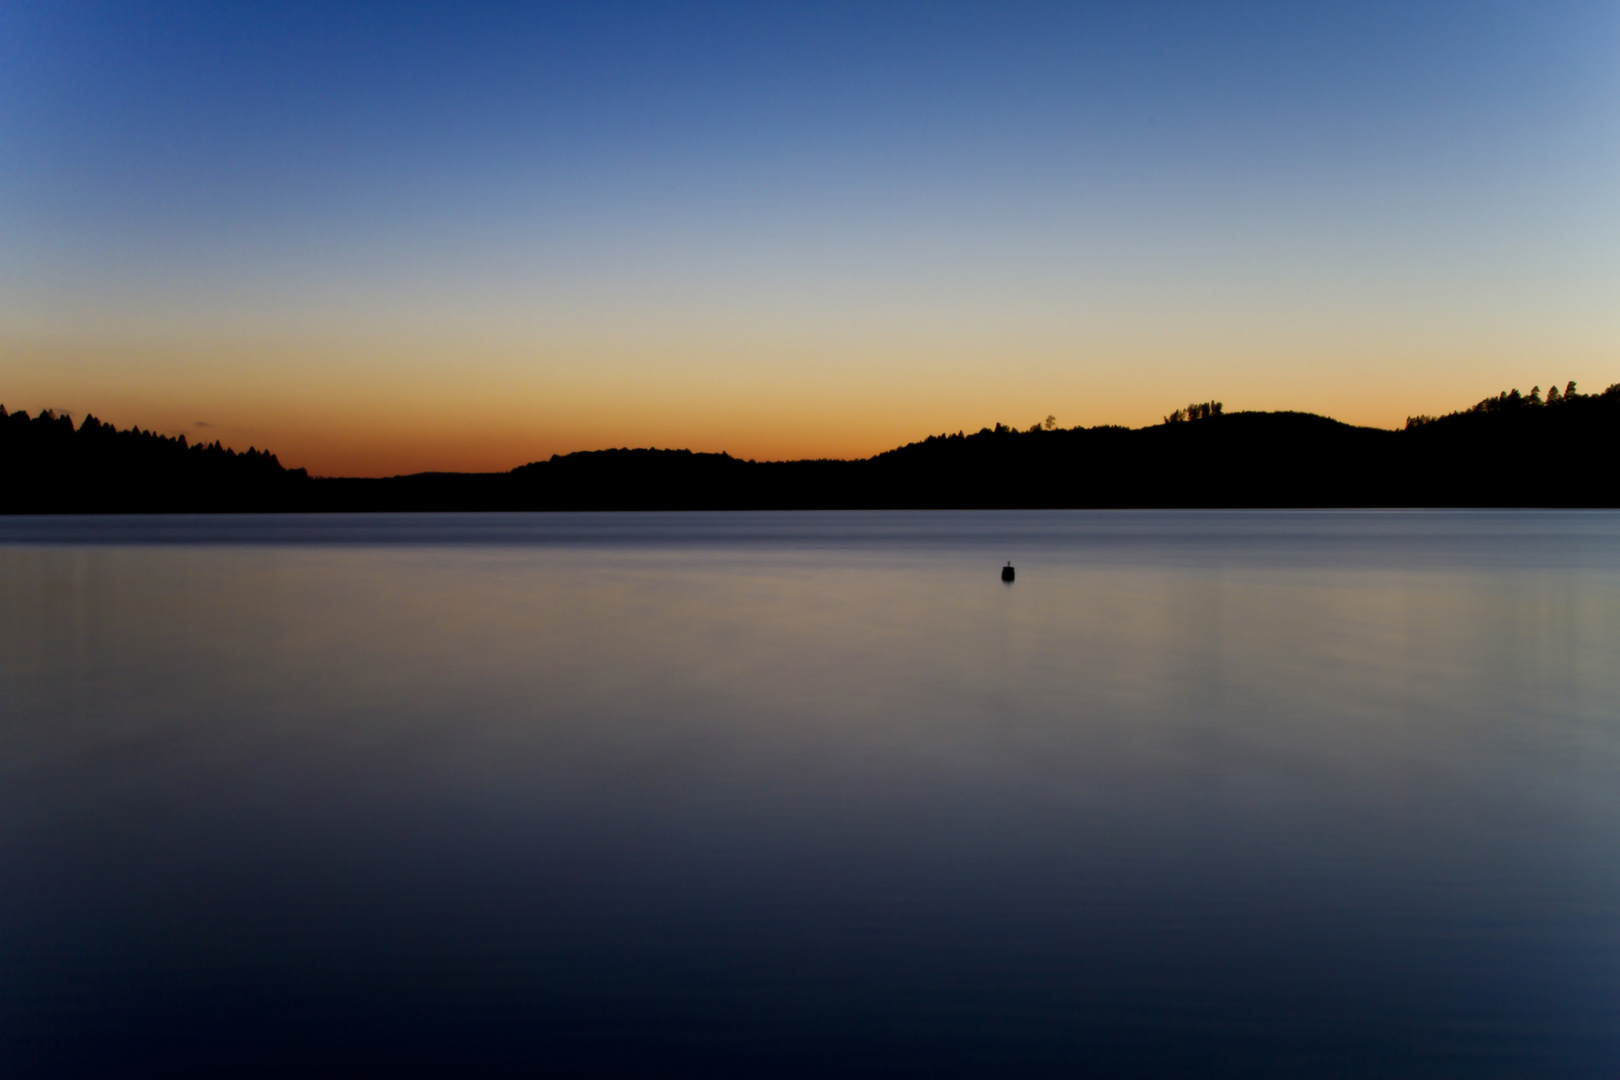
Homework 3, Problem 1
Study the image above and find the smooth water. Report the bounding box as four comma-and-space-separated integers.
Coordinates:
3, 511, 1619, 1077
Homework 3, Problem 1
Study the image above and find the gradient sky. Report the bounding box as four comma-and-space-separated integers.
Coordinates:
3, 1, 1618, 475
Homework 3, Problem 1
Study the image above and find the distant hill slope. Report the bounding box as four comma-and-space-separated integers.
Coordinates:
5, 383, 1619, 512
2, 408, 308, 513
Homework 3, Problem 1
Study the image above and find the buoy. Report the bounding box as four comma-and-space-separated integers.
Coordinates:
1001, 562, 1015, 582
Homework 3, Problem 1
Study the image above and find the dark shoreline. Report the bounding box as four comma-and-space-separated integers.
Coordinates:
6, 389, 1619, 513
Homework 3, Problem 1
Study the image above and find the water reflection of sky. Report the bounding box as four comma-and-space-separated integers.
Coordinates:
3, 512, 1619, 1076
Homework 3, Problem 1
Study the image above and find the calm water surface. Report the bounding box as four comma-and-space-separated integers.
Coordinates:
3, 511, 1619, 1077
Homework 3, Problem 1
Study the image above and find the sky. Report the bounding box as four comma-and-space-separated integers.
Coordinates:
2, 1, 1618, 476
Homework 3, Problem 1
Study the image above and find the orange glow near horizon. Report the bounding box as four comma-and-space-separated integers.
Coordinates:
5, 324, 1615, 477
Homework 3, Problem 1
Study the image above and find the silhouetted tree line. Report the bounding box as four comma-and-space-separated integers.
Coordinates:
1, 406, 307, 512
1163, 401, 1223, 424
6, 380, 1620, 512
1404, 380, 1601, 426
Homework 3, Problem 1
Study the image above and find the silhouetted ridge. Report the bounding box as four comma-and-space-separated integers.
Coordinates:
1, 406, 308, 513
6, 381, 1620, 512
1391, 381, 1620, 506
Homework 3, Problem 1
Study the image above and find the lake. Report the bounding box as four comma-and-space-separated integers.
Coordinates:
3, 511, 1619, 1077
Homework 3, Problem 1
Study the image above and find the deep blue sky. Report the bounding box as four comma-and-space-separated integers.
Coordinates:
3, 2, 1616, 473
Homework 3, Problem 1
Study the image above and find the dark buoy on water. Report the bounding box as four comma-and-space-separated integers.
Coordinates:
1001, 561, 1016, 583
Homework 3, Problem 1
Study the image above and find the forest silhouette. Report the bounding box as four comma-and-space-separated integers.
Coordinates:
5, 382, 1619, 512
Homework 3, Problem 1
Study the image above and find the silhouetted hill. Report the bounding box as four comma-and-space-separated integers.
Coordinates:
6, 382, 1619, 512
1, 407, 308, 512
